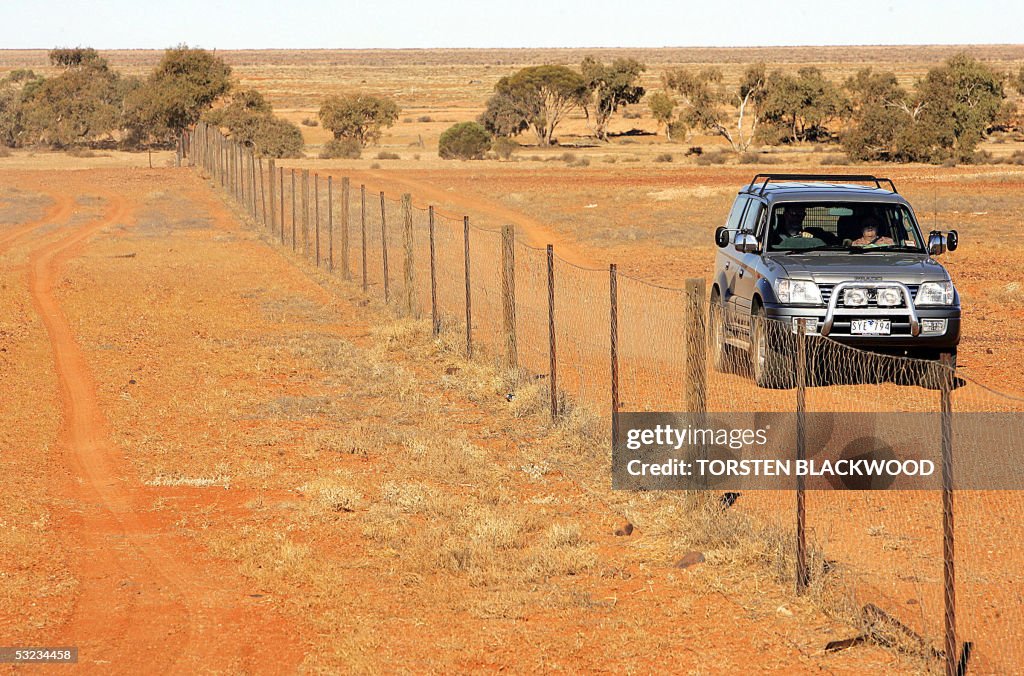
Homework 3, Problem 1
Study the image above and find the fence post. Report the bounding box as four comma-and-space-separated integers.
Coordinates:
795, 319, 809, 594
401, 194, 415, 317
501, 224, 518, 373
327, 176, 334, 271
314, 173, 321, 266
361, 185, 368, 293
291, 169, 297, 251
429, 206, 439, 336
268, 159, 276, 233
279, 167, 285, 245
251, 151, 258, 218
380, 191, 390, 303
258, 157, 267, 228
463, 216, 473, 358
176, 135, 182, 167
685, 277, 708, 482
610, 263, 620, 449
301, 169, 310, 256
341, 177, 351, 280
940, 352, 956, 676
547, 244, 558, 419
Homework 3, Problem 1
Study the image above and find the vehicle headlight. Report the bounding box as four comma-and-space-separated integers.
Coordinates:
776, 279, 822, 304
876, 287, 902, 307
916, 281, 954, 306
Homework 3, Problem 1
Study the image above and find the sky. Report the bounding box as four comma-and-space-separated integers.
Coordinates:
1, 0, 1021, 50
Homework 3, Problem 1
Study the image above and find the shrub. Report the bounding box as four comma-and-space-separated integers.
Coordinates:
696, 150, 729, 165
376, 151, 400, 160
560, 151, 577, 163
622, 109, 642, 119
417, 115, 433, 123
319, 138, 362, 159
319, 93, 400, 146
654, 152, 673, 163
819, 153, 851, 166
369, 162, 381, 169
568, 157, 590, 167
492, 136, 518, 160
438, 121, 491, 160
301, 117, 318, 127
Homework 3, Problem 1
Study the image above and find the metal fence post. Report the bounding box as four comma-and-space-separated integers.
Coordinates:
610, 263, 620, 448
501, 224, 518, 373
380, 191, 390, 303
547, 244, 558, 419
401, 193, 415, 316
940, 352, 956, 676
429, 206, 439, 336
796, 319, 809, 594
463, 216, 472, 358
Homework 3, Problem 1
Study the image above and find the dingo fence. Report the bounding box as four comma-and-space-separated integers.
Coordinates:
185, 123, 1024, 674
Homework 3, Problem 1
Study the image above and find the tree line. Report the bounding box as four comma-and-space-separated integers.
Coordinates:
0, 46, 304, 157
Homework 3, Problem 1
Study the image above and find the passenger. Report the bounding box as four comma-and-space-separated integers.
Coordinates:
852, 220, 894, 247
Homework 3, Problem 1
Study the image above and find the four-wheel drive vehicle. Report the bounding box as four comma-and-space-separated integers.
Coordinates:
711, 174, 961, 388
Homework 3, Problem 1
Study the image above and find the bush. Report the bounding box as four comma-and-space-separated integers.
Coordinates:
1001, 150, 1024, 165
438, 121, 491, 160
654, 152, 673, 163
417, 115, 433, 123
568, 156, 590, 167
696, 150, 729, 165
819, 153, 851, 166
376, 151, 400, 160
301, 117, 318, 127
492, 136, 518, 160
319, 138, 362, 159
622, 109, 642, 119
560, 151, 577, 163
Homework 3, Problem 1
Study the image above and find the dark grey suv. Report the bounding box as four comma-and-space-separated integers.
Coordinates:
711, 174, 960, 387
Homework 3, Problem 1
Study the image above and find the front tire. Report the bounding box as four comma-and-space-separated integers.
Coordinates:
709, 291, 730, 373
750, 306, 795, 389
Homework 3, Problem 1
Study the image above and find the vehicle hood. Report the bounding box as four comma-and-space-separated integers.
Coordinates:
765, 252, 950, 285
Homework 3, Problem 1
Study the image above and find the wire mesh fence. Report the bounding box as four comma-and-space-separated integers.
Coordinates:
187, 123, 1024, 672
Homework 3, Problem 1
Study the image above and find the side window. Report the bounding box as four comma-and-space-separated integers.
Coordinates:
740, 201, 763, 235
725, 197, 749, 231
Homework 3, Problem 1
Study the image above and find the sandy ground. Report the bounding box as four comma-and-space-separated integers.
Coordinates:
0, 167, 922, 672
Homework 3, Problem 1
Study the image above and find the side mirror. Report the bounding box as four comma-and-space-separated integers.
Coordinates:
715, 226, 730, 248
928, 230, 958, 256
734, 233, 759, 254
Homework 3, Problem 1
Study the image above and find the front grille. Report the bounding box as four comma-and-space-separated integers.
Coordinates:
818, 283, 919, 307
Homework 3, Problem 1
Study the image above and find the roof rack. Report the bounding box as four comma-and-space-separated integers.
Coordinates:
745, 173, 898, 196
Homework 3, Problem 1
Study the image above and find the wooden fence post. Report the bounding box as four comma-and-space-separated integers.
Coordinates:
428, 206, 439, 336
401, 194, 415, 316
279, 167, 285, 245
291, 169, 297, 251
341, 177, 351, 279
301, 169, 310, 256
258, 157, 267, 228
685, 279, 708, 413
360, 185, 368, 293
463, 216, 472, 358
547, 244, 558, 418
501, 224, 518, 373
314, 173, 321, 266
268, 158, 276, 232
610, 263, 620, 448
380, 191, 390, 303
327, 176, 334, 271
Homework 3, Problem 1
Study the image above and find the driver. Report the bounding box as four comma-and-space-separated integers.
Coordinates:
777, 206, 812, 241
852, 220, 894, 247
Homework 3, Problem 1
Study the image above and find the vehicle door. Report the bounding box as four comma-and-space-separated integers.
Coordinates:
732, 198, 765, 330
720, 196, 751, 324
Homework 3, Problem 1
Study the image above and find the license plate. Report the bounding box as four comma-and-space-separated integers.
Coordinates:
851, 319, 891, 335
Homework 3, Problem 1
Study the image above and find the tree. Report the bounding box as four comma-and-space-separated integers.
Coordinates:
581, 57, 645, 141
21, 53, 123, 147
760, 67, 848, 144
917, 53, 1005, 160
0, 70, 42, 147
478, 91, 529, 138
49, 47, 101, 69
485, 65, 589, 146
125, 46, 232, 145
665, 63, 768, 152
318, 94, 400, 146
646, 90, 678, 140
438, 121, 491, 159
204, 89, 303, 158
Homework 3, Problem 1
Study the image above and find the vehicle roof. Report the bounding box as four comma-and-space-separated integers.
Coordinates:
740, 182, 909, 205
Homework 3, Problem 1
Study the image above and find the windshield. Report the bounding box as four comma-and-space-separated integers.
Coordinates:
766, 202, 925, 252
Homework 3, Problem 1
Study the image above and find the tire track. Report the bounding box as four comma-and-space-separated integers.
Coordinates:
26, 193, 213, 672
0, 193, 76, 254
